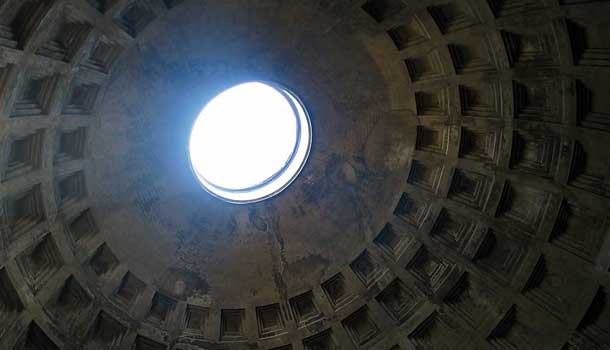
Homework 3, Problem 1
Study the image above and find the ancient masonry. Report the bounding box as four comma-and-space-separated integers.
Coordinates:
0, 0, 610, 349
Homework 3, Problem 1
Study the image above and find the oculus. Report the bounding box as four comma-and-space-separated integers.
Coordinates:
189, 82, 312, 204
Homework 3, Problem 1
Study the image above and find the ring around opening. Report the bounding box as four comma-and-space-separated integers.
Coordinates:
189, 81, 312, 204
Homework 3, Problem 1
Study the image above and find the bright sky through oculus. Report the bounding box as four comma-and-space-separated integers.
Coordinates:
189, 82, 311, 203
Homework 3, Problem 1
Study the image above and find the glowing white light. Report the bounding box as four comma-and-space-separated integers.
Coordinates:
189, 82, 311, 203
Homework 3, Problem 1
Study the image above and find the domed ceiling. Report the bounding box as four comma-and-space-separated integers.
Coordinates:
0, 0, 609, 350
90, 0, 410, 305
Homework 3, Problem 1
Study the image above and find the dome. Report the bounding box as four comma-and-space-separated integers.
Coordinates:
0, 0, 609, 349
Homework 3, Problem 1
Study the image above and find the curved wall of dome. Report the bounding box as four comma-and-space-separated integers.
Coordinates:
0, 0, 609, 350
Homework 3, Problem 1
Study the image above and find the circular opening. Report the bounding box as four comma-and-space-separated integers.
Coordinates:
189, 81, 312, 204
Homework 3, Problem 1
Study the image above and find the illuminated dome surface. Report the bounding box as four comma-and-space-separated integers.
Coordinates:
189, 82, 311, 203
